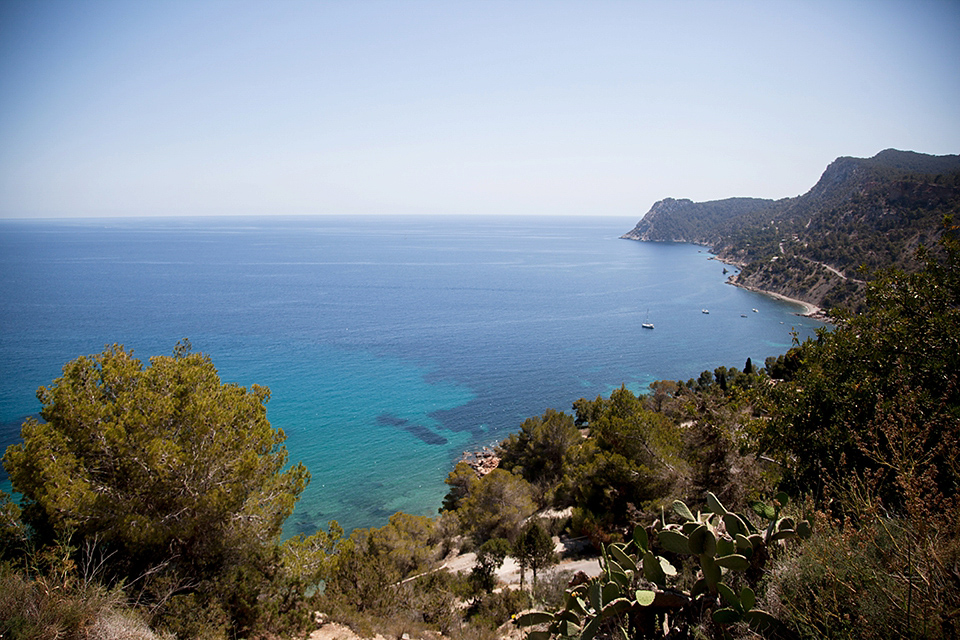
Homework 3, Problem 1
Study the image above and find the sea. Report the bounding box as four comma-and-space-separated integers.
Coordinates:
0, 215, 827, 535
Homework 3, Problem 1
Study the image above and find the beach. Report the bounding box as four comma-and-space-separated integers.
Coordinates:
729, 282, 827, 320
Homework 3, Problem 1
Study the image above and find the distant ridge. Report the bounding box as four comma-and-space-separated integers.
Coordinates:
622, 150, 960, 313
620, 197, 775, 245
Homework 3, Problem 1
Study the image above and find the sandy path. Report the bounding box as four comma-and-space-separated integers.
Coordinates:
440, 537, 602, 587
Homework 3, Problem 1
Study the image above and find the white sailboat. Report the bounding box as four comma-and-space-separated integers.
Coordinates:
642, 309, 654, 330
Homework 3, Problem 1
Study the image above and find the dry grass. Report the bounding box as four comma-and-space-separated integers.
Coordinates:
87, 610, 174, 640
0, 563, 167, 640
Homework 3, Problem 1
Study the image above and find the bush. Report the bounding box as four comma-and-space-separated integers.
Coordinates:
87, 610, 172, 640
320, 569, 467, 639
467, 588, 531, 630
531, 568, 575, 610
764, 509, 960, 639
152, 592, 228, 640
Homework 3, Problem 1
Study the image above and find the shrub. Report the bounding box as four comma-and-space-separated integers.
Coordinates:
467, 588, 531, 630
765, 506, 960, 639
0, 561, 159, 640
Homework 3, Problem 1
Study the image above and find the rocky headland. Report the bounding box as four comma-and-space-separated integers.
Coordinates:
622, 149, 960, 314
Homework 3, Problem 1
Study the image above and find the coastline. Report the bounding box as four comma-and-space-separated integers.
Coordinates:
704, 252, 828, 322
729, 281, 828, 321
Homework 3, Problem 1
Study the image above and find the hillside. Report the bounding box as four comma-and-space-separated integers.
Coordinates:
622, 149, 960, 312
619, 197, 777, 245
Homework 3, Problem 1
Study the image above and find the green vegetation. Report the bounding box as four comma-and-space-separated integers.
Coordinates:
620, 197, 775, 245
5, 341, 308, 566
760, 236, 960, 505
1, 342, 325, 638
517, 491, 810, 639
514, 519, 557, 589
469, 537, 511, 595
2, 219, 958, 638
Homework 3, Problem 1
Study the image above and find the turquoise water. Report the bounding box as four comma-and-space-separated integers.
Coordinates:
0, 215, 826, 534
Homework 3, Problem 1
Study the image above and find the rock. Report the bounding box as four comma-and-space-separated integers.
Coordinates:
460, 449, 500, 477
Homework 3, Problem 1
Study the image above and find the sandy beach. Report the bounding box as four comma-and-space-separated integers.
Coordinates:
710, 255, 825, 319
729, 282, 825, 319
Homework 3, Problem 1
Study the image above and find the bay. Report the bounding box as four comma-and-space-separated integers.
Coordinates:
0, 215, 826, 534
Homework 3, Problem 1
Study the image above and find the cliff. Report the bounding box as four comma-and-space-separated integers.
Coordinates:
622, 150, 960, 312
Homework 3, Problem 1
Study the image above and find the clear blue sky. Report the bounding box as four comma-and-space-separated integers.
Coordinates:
1, 0, 958, 218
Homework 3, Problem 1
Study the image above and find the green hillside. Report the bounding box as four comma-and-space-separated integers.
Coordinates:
623, 149, 960, 312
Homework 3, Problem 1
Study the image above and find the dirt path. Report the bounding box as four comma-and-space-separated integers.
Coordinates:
440, 538, 602, 587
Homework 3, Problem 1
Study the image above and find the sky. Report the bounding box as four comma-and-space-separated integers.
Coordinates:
0, 0, 958, 218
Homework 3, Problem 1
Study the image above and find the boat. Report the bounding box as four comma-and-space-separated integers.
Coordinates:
642, 309, 654, 330
741, 314, 747, 317
702, 309, 709, 314
752, 308, 758, 313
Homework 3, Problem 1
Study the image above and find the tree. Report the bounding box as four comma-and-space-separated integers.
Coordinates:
469, 537, 511, 595
366, 512, 442, 578
513, 519, 557, 589
325, 529, 404, 614
440, 460, 477, 512
0, 491, 26, 560
647, 380, 680, 413
2, 343, 310, 607
497, 408, 581, 487
458, 469, 535, 544
696, 370, 715, 391
577, 386, 684, 517
573, 395, 610, 427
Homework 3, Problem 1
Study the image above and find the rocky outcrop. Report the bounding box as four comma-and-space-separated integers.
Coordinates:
460, 448, 500, 477
620, 198, 696, 241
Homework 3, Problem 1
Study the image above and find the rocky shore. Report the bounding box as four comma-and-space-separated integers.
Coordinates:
460, 448, 500, 476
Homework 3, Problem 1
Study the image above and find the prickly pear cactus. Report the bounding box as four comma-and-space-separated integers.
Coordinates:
515, 491, 812, 639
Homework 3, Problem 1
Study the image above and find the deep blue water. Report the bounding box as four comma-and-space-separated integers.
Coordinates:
0, 215, 826, 534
